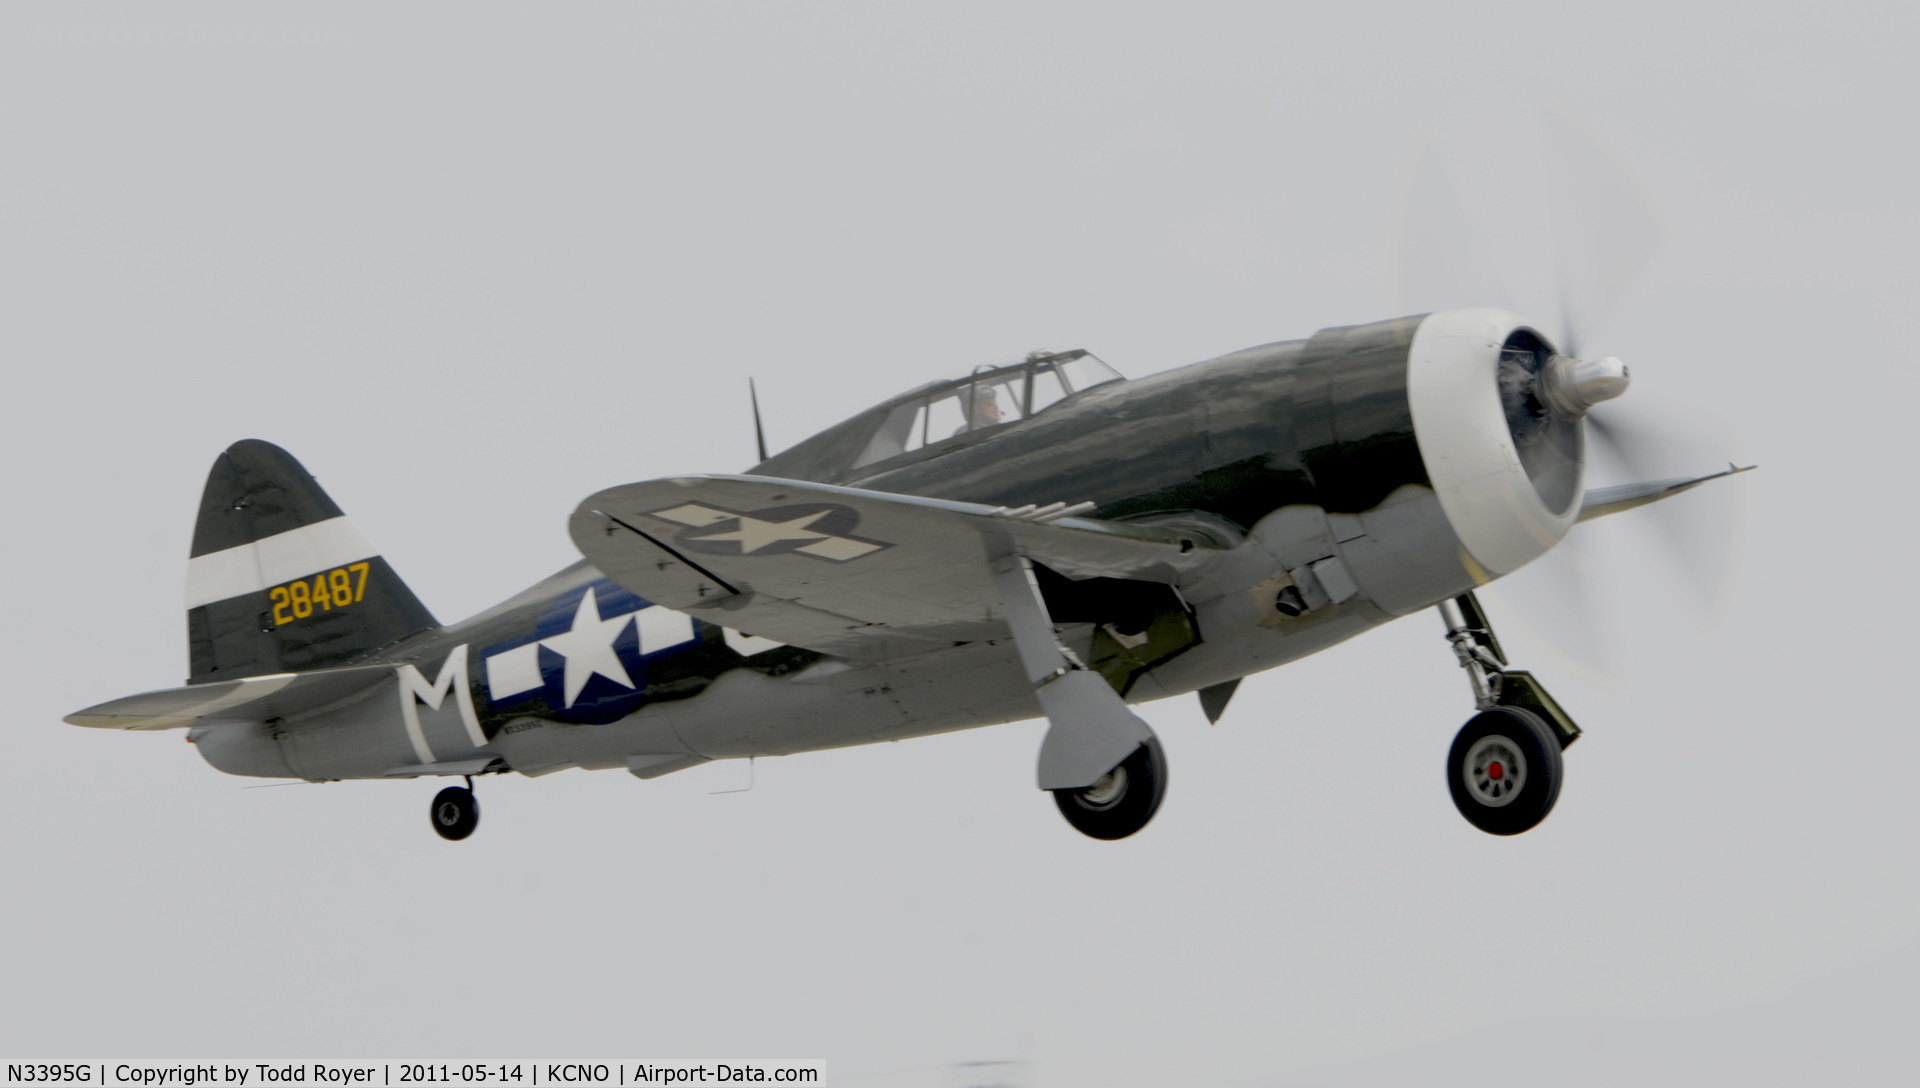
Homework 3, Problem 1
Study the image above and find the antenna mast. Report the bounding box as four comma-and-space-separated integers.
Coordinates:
749, 378, 770, 463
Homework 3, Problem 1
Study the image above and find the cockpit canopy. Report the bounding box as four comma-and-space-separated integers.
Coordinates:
852, 349, 1123, 470
755, 349, 1125, 484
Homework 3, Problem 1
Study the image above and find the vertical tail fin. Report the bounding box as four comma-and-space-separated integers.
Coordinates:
185, 440, 437, 683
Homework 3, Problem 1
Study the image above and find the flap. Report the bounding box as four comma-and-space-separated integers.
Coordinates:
66, 664, 392, 730
568, 475, 1205, 659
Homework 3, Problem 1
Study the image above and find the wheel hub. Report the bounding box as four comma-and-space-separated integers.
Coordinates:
1462, 735, 1528, 807
1076, 766, 1129, 810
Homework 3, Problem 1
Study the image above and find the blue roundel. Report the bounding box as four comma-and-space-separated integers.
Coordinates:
479, 578, 703, 725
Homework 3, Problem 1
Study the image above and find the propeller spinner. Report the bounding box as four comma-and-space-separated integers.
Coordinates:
1539, 352, 1629, 419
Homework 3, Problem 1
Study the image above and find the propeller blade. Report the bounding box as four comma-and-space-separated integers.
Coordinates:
1544, 113, 1664, 356
1483, 530, 1614, 682
1395, 116, 1746, 677
1585, 406, 1748, 613
1398, 144, 1513, 315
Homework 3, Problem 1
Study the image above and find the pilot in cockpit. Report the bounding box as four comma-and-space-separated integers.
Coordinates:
955, 382, 1003, 436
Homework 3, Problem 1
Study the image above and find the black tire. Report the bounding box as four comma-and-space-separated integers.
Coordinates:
431, 786, 480, 841
1447, 706, 1562, 836
1053, 738, 1168, 841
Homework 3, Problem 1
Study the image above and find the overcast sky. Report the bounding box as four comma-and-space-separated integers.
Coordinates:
3, 4, 1915, 1085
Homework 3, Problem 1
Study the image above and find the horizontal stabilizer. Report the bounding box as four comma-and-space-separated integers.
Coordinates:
1577, 463, 1755, 523
66, 664, 392, 730
569, 475, 1206, 659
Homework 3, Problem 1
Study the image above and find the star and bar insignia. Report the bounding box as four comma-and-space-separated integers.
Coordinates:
647, 502, 889, 562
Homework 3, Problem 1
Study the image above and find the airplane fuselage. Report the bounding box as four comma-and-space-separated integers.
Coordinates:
192, 314, 1504, 783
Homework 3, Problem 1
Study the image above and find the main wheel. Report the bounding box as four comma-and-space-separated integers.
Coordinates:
430, 786, 480, 841
1053, 738, 1168, 841
1447, 706, 1562, 836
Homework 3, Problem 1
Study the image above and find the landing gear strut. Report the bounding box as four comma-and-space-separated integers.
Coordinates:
1438, 593, 1579, 836
1053, 738, 1168, 841
430, 776, 480, 841
989, 552, 1167, 842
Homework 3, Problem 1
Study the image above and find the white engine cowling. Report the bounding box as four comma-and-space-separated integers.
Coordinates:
1406, 308, 1593, 578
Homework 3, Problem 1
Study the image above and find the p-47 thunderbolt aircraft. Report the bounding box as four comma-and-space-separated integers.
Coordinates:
69, 309, 1745, 841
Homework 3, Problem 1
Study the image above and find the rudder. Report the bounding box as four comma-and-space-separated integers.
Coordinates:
185, 440, 437, 683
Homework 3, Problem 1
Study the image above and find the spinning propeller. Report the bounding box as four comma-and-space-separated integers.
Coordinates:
1399, 115, 1749, 674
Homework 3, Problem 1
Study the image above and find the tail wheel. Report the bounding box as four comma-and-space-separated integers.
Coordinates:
430, 786, 480, 841
1447, 706, 1563, 835
1053, 738, 1168, 841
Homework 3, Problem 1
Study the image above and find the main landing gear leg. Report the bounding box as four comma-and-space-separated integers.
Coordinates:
1438, 592, 1580, 836
991, 552, 1167, 841
430, 775, 480, 841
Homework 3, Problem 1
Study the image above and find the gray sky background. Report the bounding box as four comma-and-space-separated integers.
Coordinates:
2, 3, 1914, 1085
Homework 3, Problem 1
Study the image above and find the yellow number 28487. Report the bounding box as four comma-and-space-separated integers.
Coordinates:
270, 562, 371, 625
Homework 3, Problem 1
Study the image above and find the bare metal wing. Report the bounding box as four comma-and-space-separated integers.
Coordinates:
568, 474, 1204, 660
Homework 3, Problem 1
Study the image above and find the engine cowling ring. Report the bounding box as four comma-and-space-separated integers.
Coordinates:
1407, 308, 1582, 577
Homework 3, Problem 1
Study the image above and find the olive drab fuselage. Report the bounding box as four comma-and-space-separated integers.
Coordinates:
183, 312, 1555, 782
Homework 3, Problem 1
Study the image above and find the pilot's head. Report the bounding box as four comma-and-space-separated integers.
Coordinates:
965, 384, 1002, 426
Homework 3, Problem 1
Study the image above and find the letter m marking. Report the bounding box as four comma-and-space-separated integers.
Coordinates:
395, 645, 485, 763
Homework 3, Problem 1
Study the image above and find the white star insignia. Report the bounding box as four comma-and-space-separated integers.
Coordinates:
538, 587, 636, 708
689, 509, 834, 553
649, 503, 886, 561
